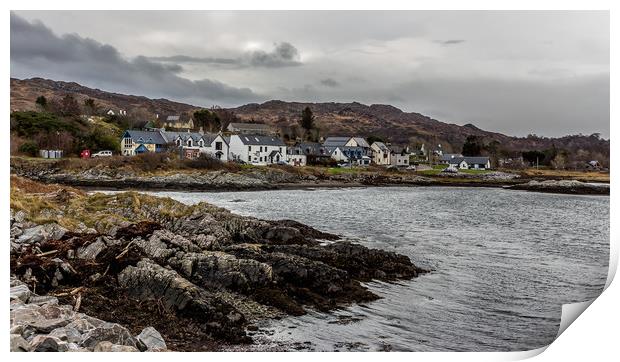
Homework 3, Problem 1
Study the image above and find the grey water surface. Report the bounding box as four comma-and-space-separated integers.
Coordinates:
142, 186, 609, 352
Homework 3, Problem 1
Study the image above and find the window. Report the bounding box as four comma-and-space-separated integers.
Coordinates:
215, 142, 222, 150
187, 139, 193, 147
199, 140, 204, 147
279, 147, 282, 153
248, 146, 252, 151
259, 157, 263, 162
260, 146, 263, 152
176, 139, 181, 147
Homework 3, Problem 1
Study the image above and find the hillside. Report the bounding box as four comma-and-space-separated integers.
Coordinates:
11, 77, 197, 116
10, 77, 609, 164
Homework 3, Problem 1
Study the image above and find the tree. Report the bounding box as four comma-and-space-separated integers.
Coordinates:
18, 141, 39, 157
367, 135, 386, 145
299, 107, 315, 133
35, 96, 47, 110
462, 135, 482, 156
521, 150, 546, 166
193, 109, 221, 133
83, 98, 97, 115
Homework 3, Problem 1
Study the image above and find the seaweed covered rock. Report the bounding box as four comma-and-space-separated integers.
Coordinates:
9, 177, 428, 351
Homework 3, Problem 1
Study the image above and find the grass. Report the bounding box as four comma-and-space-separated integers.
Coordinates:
518, 168, 609, 182
325, 167, 364, 175
10, 175, 224, 232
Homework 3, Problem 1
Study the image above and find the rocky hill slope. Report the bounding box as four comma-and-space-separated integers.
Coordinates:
11, 78, 609, 159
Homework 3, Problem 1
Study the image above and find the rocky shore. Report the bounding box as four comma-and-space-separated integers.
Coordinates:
10, 177, 428, 351
504, 180, 610, 195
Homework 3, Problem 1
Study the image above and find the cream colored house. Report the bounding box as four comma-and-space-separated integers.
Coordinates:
370, 142, 391, 165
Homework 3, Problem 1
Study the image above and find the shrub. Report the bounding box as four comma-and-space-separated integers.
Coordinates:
18, 141, 39, 157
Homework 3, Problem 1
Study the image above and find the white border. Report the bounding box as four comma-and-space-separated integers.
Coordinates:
3, 1, 616, 361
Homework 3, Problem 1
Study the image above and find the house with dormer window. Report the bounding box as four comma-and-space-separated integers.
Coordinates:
228, 134, 286, 165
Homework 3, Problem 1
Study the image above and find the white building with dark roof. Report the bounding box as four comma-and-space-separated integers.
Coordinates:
228, 134, 287, 165
448, 156, 491, 170
227, 122, 275, 135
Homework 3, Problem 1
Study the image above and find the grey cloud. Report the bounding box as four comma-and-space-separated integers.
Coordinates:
390, 74, 609, 137
436, 39, 466, 46
149, 42, 302, 68
10, 13, 262, 106
319, 78, 340, 87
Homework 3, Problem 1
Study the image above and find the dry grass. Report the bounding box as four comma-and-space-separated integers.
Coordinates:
519, 168, 610, 182
10, 176, 222, 232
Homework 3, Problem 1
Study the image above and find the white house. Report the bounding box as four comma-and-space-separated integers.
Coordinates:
286, 153, 307, 166
203, 133, 230, 161
228, 134, 287, 165
448, 156, 491, 170
370, 142, 391, 165
323, 136, 370, 149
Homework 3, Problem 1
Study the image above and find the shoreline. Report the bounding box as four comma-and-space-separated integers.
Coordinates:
10, 176, 429, 351
20, 176, 609, 196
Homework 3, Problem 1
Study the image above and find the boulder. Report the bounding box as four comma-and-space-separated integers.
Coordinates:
28, 295, 59, 306
17, 223, 66, 244
30, 335, 62, 352
10, 334, 31, 352
170, 251, 272, 291
80, 322, 138, 349
76, 240, 107, 260
93, 341, 140, 352
10, 284, 31, 302
49, 326, 82, 343
136, 326, 167, 351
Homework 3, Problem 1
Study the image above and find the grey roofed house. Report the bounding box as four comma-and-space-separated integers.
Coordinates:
166, 115, 180, 121
292, 142, 328, 155
352, 137, 370, 148
236, 134, 286, 146
227, 122, 273, 134
323, 137, 352, 147
123, 130, 167, 145
161, 131, 204, 144
449, 156, 490, 166
440, 153, 463, 162
390, 145, 410, 155
373, 142, 390, 152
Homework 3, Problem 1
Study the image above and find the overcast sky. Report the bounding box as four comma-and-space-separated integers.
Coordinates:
10, 11, 609, 138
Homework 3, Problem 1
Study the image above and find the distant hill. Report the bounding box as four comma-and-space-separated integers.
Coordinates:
11, 77, 196, 117
230, 100, 609, 158
10, 77, 609, 164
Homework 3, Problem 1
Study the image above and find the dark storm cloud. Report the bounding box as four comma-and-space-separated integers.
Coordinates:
10, 13, 262, 106
149, 42, 302, 68
319, 78, 340, 87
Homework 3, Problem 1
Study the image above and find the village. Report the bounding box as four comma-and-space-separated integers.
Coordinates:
115, 111, 492, 172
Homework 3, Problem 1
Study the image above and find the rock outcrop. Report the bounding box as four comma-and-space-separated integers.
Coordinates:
505, 179, 609, 195
10, 179, 428, 351
10, 277, 163, 352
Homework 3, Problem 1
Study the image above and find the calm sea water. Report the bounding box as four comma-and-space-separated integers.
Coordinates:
139, 186, 609, 352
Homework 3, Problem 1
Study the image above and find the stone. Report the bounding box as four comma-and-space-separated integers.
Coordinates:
30, 335, 62, 352
94, 341, 140, 352
28, 295, 59, 306
10, 334, 31, 352
80, 322, 138, 349
29, 317, 72, 333
76, 240, 107, 260
10, 284, 31, 302
136, 326, 167, 351
17, 223, 66, 244
14, 210, 27, 223
49, 326, 82, 343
